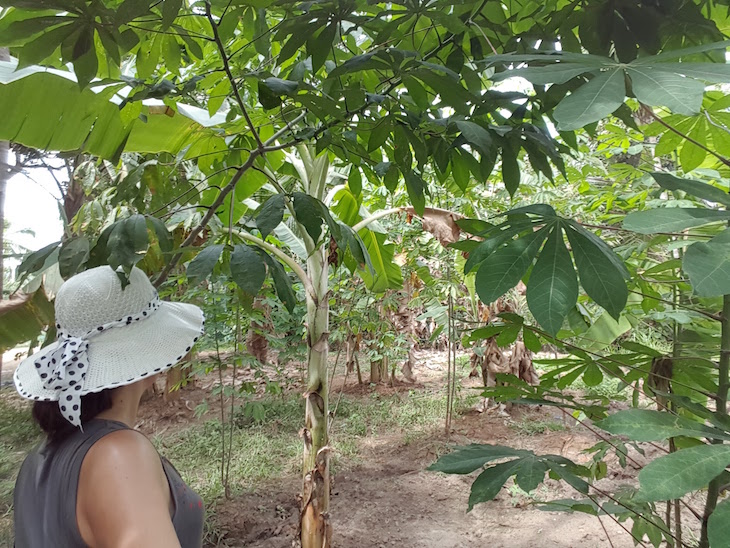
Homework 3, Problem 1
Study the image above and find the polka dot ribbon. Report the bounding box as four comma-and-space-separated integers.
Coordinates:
34, 295, 162, 428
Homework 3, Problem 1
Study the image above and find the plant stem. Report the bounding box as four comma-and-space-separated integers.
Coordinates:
699, 293, 730, 547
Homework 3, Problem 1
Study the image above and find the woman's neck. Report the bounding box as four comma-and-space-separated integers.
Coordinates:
95, 382, 146, 427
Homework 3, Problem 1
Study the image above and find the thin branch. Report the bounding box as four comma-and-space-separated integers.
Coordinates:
583, 493, 649, 548
153, 120, 309, 287
121, 23, 214, 41
149, 166, 239, 216
526, 324, 718, 406
704, 111, 730, 136
205, 1, 264, 150
596, 515, 616, 548
643, 104, 730, 168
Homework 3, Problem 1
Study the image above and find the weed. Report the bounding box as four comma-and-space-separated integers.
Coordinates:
506, 483, 551, 506
572, 377, 628, 401
510, 417, 566, 436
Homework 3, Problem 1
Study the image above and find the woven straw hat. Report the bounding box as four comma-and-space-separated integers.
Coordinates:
14, 266, 204, 426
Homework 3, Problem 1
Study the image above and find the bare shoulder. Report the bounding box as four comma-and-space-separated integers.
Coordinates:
80, 428, 167, 497
84, 428, 159, 470
78, 429, 179, 547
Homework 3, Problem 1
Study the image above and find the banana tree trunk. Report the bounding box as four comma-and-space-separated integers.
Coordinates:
298, 147, 332, 547
301, 244, 331, 547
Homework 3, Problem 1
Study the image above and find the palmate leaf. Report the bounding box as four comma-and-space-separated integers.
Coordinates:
468, 459, 527, 510
404, 171, 426, 216
463, 224, 527, 274
683, 238, 730, 297
427, 444, 529, 474
566, 226, 627, 320
597, 409, 730, 442
623, 208, 730, 233
429, 444, 590, 511
488, 42, 730, 130
553, 69, 626, 131
636, 444, 730, 502
455, 120, 492, 155
627, 67, 705, 116
526, 224, 578, 336
650, 172, 730, 207
646, 63, 730, 83
475, 227, 549, 305
491, 63, 597, 85
501, 143, 520, 196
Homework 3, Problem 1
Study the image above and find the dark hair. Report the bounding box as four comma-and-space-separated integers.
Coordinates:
32, 390, 113, 445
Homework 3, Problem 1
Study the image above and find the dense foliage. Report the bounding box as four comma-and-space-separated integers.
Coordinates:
5, 0, 730, 546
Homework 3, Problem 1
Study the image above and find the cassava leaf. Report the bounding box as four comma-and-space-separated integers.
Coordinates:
566, 226, 627, 320
526, 225, 578, 336
636, 445, 730, 502
553, 69, 626, 131
597, 409, 730, 442
623, 208, 730, 234
475, 227, 549, 305
650, 172, 730, 207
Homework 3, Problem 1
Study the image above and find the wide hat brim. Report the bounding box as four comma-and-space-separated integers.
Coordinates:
14, 301, 204, 401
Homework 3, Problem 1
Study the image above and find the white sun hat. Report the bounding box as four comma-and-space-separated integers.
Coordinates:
14, 266, 205, 427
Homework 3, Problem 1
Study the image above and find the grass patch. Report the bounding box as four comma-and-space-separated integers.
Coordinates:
0, 395, 42, 546
157, 389, 451, 500
153, 389, 451, 543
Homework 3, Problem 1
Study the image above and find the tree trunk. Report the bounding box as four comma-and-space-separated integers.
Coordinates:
370, 357, 382, 383
300, 241, 331, 547
0, 47, 10, 384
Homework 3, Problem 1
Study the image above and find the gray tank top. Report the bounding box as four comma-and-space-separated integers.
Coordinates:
13, 419, 204, 548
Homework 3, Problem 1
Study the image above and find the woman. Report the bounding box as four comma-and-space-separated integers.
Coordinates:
13, 265, 206, 548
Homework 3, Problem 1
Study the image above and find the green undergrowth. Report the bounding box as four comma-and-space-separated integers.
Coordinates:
152, 388, 452, 504
0, 395, 43, 547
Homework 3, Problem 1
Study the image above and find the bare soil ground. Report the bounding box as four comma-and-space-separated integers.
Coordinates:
131, 350, 649, 548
